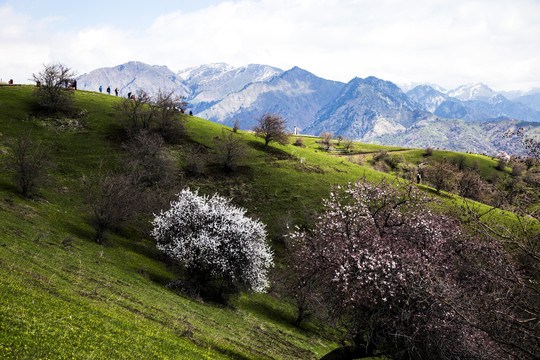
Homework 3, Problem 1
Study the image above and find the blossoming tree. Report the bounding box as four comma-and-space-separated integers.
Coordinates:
151, 189, 273, 297
289, 179, 536, 360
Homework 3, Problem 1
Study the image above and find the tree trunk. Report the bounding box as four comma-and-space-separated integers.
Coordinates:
294, 305, 309, 327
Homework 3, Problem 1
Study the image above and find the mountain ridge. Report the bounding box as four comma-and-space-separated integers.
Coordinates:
76, 61, 540, 155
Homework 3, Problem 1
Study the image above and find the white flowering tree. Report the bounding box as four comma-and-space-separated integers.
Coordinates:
151, 189, 273, 296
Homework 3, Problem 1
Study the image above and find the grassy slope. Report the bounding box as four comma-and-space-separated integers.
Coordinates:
0, 86, 385, 360
0, 86, 522, 359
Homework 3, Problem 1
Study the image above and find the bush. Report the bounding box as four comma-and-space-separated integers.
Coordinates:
424, 146, 434, 156
151, 189, 273, 298
293, 137, 305, 147
183, 146, 205, 176
32, 63, 76, 113
496, 158, 508, 171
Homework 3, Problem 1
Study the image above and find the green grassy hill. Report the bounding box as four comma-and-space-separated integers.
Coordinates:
0, 85, 531, 359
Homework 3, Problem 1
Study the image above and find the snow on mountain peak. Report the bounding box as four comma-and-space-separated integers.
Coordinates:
447, 83, 496, 101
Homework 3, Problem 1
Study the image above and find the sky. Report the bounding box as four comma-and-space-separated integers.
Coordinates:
1, 0, 539, 92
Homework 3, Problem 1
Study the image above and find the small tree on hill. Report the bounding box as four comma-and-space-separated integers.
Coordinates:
253, 113, 289, 147
152, 90, 187, 143
84, 170, 139, 244
32, 63, 76, 112
122, 130, 175, 187
424, 159, 456, 192
343, 138, 354, 152
6, 133, 50, 198
319, 131, 334, 151
116, 89, 154, 133
151, 189, 273, 299
213, 129, 247, 172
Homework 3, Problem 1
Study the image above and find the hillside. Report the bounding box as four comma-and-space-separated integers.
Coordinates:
0, 85, 388, 359
1, 85, 537, 359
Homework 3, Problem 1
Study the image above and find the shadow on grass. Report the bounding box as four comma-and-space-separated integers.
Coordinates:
0, 181, 20, 194
62, 220, 96, 241
210, 343, 253, 360
239, 297, 296, 329
247, 140, 293, 160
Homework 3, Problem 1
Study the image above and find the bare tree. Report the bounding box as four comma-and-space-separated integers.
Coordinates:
253, 113, 289, 147
32, 63, 76, 112
6, 133, 50, 198
232, 118, 240, 133
183, 145, 205, 177
213, 129, 247, 172
83, 168, 139, 244
116, 89, 154, 133
152, 90, 187, 143
424, 159, 456, 193
342, 138, 354, 153
318, 131, 334, 151
122, 130, 175, 187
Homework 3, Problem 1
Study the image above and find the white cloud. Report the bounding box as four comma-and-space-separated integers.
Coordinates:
1, 0, 540, 90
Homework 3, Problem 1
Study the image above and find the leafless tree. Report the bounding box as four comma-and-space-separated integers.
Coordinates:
318, 131, 334, 151
232, 118, 241, 133
152, 90, 187, 143
116, 89, 154, 133
6, 133, 50, 198
424, 159, 456, 193
343, 138, 354, 153
122, 130, 175, 187
457, 169, 486, 201
183, 145, 206, 177
83, 168, 139, 244
253, 113, 289, 147
213, 129, 247, 172
32, 63, 76, 112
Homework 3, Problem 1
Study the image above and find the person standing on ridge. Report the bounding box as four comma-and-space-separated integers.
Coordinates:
99, 85, 102, 93
115, 88, 119, 96
106, 86, 111, 95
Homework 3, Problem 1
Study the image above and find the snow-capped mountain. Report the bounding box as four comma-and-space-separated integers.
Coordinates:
77, 61, 191, 98
407, 85, 449, 113
399, 82, 446, 94
197, 66, 344, 130
446, 83, 497, 101
306, 76, 435, 140
179, 63, 283, 104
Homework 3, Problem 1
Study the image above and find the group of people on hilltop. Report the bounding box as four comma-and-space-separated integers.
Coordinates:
99, 85, 119, 96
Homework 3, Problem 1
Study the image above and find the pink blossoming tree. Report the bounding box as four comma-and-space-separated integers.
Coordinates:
289, 179, 538, 360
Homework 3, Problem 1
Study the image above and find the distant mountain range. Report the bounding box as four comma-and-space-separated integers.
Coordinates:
77, 61, 540, 155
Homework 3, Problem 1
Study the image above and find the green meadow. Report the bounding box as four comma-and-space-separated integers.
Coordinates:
0, 85, 531, 359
